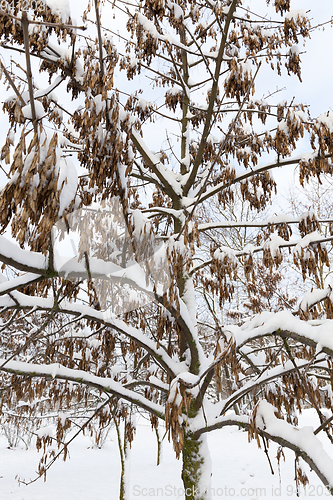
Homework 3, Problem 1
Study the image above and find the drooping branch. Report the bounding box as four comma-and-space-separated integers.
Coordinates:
190, 152, 332, 207
0, 288, 182, 378
0, 358, 165, 420
231, 311, 333, 357
193, 413, 333, 494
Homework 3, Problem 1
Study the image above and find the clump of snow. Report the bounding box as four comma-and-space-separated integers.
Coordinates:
0, 236, 47, 270
111, 364, 123, 376
316, 112, 333, 133
300, 287, 333, 313
290, 45, 300, 55
44, 0, 71, 23
167, 0, 183, 19
137, 13, 159, 38
293, 231, 322, 257
167, 378, 183, 408
285, 9, 306, 21
36, 426, 53, 438
263, 234, 286, 258
22, 101, 45, 120
214, 246, 238, 266
239, 60, 252, 75
57, 158, 78, 217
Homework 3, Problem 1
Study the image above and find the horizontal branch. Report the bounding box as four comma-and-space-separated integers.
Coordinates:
198, 216, 333, 233
299, 286, 333, 314
191, 232, 333, 274
124, 379, 168, 393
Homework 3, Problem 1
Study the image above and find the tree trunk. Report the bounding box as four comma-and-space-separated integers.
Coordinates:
114, 418, 129, 500
155, 427, 163, 466
182, 432, 212, 500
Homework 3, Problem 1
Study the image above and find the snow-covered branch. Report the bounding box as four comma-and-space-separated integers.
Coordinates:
191, 232, 333, 274
0, 289, 183, 378
194, 406, 333, 494
198, 215, 333, 232
0, 358, 165, 420
230, 311, 333, 356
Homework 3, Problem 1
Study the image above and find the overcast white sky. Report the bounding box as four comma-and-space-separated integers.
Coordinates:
265, 1, 333, 116
0, 1, 332, 184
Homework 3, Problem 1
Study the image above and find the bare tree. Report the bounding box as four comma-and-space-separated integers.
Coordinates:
1, 1, 333, 498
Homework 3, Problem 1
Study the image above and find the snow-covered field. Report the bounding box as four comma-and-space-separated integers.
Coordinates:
0, 410, 330, 500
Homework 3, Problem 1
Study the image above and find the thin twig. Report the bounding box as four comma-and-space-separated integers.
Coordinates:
21, 12, 37, 134
0, 59, 26, 106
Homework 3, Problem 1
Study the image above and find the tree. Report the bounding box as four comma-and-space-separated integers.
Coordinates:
1, 1, 333, 498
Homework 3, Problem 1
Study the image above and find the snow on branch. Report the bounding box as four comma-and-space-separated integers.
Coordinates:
227, 310, 333, 357
198, 214, 333, 232
216, 356, 326, 416
193, 406, 333, 494
254, 400, 333, 492
0, 289, 185, 378
191, 232, 333, 275
299, 286, 333, 315
131, 129, 182, 200
0, 358, 165, 420
0, 235, 204, 378
0, 235, 48, 274
0, 273, 44, 296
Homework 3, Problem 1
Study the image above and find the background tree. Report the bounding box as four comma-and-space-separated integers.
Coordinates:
1, 1, 333, 499
283, 174, 333, 319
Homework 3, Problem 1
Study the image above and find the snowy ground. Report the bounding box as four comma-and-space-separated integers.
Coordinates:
0, 410, 330, 500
